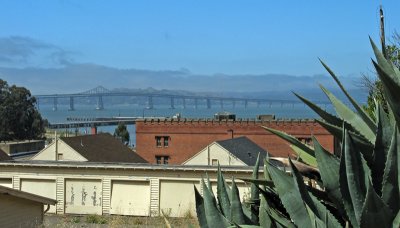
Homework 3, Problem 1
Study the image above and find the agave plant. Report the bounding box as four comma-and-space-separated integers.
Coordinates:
194, 39, 400, 228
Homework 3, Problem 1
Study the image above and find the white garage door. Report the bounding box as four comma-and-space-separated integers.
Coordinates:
20, 179, 56, 213
110, 180, 150, 216
65, 179, 102, 215
160, 180, 199, 217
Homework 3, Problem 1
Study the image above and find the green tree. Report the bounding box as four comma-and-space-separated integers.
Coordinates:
364, 33, 400, 118
114, 122, 130, 145
0, 79, 46, 141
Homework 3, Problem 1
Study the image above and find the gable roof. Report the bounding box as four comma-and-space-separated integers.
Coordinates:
0, 149, 11, 161
0, 185, 56, 205
216, 136, 270, 166
60, 133, 147, 163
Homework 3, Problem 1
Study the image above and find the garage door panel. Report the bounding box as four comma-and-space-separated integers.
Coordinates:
20, 179, 56, 213
65, 179, 102, 215
160, 180, 199, 217
110, 180, 150, 216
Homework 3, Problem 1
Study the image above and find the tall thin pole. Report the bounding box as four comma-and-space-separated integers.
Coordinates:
380, 5, 388, 59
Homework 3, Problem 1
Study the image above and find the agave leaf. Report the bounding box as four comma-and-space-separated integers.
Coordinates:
305, 204, 327, 228
239, 178, 274, 188
294, 92, 343, 127
381, 127, 399, 214
259, 190, 273, 228
393, 210, 400, 228
202, 179, 231, 227
262, 126, 315, 158
250, 153, 260, 224
206, 173, 215, 198
217, 164, 231, 219
320, 85, 376, 144
290, 144, 317, 167
312, 137, 344, 213
319, 59, 376, 131
339, 133, 358, 227
289, 158, 342, 227
267, 162, 313, 227
360, 181, 393, 227
194, 186, 208, 228
341, 130, 371, 226
316, 120, 374, 161
372, 104, 393, 195
230, 178, 247, 225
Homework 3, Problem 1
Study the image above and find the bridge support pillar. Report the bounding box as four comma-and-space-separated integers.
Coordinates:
147, 96, 154, 109
69, 97, 75, 111
206, 99, 211, 109
52, 97, 58, 111
170, 97, 175, 109
257, 101, 260, 108
194, 98, 198, 109
220, 99, 223, 109
91, 126, 97, 135
232, 100, 235, 109
182, 98, 186, 109
96, 96, 104, 110
244, 99, 248, 109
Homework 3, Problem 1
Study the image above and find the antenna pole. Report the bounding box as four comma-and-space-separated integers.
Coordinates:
380, 5, 388, 59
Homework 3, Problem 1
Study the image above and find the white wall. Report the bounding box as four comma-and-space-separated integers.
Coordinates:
32, 140, 87, 161
183, 143, 247, 166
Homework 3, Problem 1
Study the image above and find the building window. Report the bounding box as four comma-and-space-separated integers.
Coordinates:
156, 136, 162, 147
297, 137, 312, 146
211, 159, 218, 166
164, 136, 169, 147
57, 153, 63, 161
155, 155, 169, 164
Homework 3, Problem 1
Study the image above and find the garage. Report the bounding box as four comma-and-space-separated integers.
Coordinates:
160, 180, 199, 217
210, 181, 251, 203
65, 179, 102, 215
110, 180, 150, 216
0, 178, 12, 188
20, 179, 56, 213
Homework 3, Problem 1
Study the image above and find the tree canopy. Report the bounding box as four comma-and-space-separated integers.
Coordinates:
114, 122, 130, 145
0, 79, 46, 141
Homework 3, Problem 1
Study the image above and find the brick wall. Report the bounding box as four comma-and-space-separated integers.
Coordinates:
136, 118, 334, 164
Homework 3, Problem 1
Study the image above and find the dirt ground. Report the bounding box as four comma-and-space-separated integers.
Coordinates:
42, 214, 199, 228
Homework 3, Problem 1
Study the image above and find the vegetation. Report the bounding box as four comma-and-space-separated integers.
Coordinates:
114, 122, 130, 145
194, 39, 400, 227
0, 79, 46, 142
363, 32, 400, 119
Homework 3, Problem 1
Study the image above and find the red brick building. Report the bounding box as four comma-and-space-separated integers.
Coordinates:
135, 118, 334, 165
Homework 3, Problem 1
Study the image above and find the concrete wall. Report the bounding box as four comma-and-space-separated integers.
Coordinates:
32, 140, 87, 161
0, 194, 44, 228
136, 119, 334, 164
183, 143, 247, 166
0, 161, 256, 217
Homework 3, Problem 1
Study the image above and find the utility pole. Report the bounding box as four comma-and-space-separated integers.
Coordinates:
380, 5, 388, 59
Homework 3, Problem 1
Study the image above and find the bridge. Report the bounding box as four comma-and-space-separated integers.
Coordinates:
34, 86, 331, 111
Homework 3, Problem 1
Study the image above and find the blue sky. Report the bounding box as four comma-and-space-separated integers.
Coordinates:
0, 1, 399, 76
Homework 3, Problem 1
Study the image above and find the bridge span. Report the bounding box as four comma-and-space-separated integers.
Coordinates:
35, 86, 331, 111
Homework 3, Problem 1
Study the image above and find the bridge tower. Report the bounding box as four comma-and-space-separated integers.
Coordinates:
220, 99, 224, 109
244, 99, 248, 109
206, 98, 211, 109
52, 97, 58, 111
170, 97, 175, 109
96, 96, 104, 110
194, 98, 198, 109
147, 96, 154, 109
232, 100, 236, 109
257, 101, 260, 108
69, 96, 75, 111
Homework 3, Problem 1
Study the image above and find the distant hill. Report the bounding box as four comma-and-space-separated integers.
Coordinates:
0, 63, 368, 103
